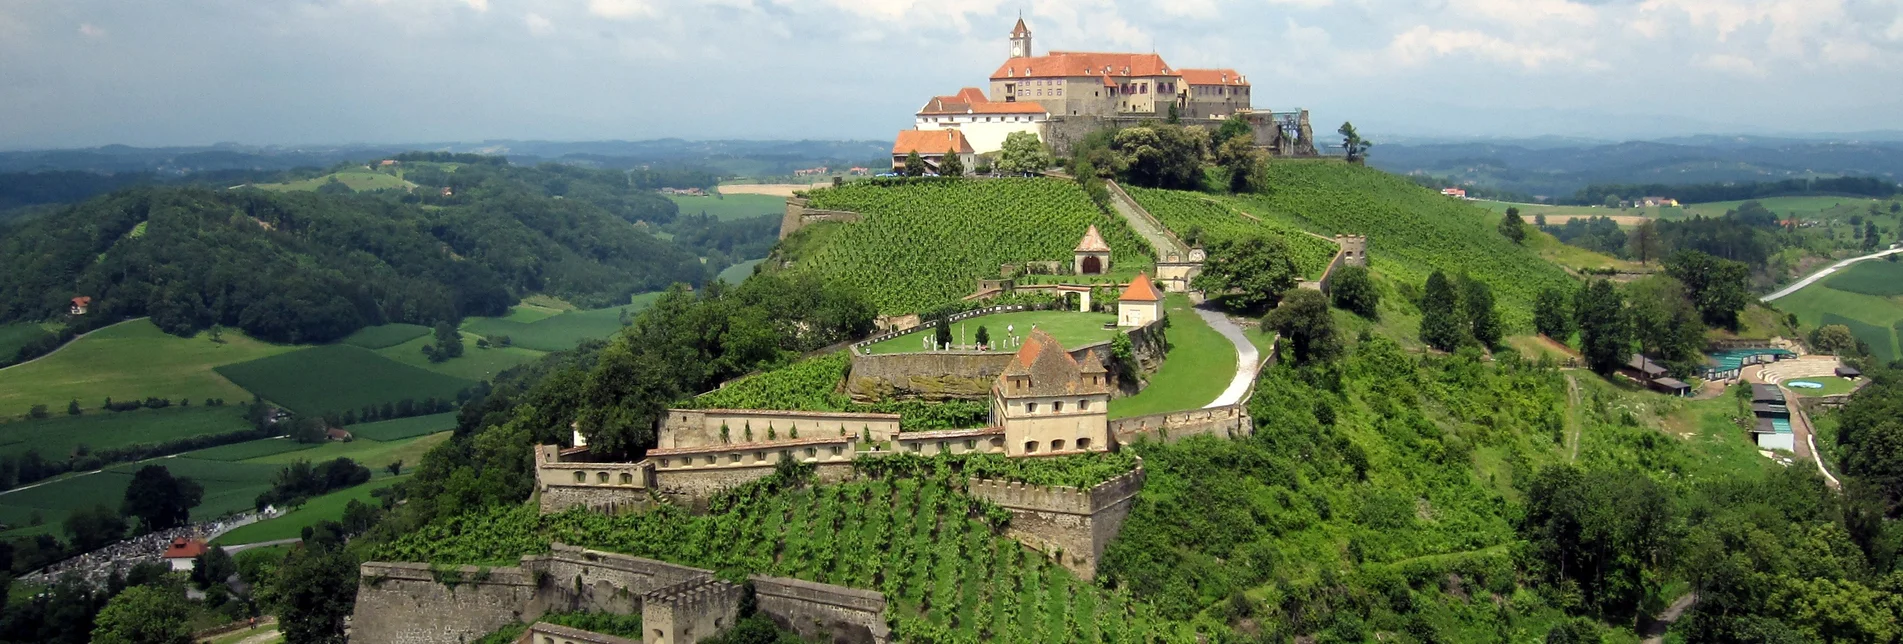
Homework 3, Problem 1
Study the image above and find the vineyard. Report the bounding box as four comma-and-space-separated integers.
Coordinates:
377, 471, 1192, 643
793, 178, 1154, 315
1221, 162, 1575, 328
689, 353, 988, 430
1125, 186, 1337, 279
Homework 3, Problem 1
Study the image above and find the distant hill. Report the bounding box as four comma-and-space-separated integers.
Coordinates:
1371, 137, 1903, 199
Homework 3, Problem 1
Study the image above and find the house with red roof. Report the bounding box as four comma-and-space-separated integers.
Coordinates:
913, 87, 1048, 155
891, 130, 976, 174
987, 18, 1251, 120
162, 537, 207, 572
1117, 273, 1164, 328
990, 329, 1112, 457
69, 296, 91, 316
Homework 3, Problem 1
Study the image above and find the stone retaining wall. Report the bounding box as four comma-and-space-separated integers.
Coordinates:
352, 562, 541, 644
778, 197, 862, 240
964, 461, 1146, 578
1109, 404, 1251, 444
749, 574, 891, 644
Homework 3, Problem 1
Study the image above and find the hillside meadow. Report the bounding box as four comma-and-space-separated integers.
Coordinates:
214, 345, 476, 417
215, 475, 408, 545
1776, 261, 1903, 361
0, 319, 295, 419
0, 405, 251, 462
665, 193, 785, 221
460, 293, 659, 352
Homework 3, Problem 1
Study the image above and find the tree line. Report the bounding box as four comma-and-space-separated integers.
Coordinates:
1574, 176, 1900, 206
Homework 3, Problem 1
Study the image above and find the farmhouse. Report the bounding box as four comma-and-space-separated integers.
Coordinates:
69, 296, 91, 315
890, 130, 976, 174
162, 538, 206, 572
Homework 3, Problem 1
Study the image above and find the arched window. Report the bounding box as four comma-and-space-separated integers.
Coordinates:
596, 472, 608, 483
1052, 439, 1067, 451
620, 473, 634, 484
1077, 437, 1092, 450
1053, 401, 1064, 413
1079, 399, 1091, 410
1024, 441, 1039, 453
573, 471, 585, 483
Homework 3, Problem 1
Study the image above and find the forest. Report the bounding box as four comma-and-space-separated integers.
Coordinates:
0, 158, 750, 345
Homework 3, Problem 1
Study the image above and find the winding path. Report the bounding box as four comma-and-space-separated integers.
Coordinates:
1761, 248, 1903, 302
1194, 305, 1260, 408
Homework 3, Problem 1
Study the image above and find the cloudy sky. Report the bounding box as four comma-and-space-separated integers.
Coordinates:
1, 0, 1900, 149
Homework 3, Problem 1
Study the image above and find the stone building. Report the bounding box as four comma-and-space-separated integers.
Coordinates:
988, 18, 1251, 120
1117, 273, 1163, 328
989, 330, 1112, 456
1073, 225, 1111, 275
913, 88, 1048, 155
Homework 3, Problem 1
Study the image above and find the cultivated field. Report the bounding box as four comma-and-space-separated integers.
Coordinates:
1126, 186, 1337, 279
349, 412, 458, 442
374, 332, 543, 382
185, 437, 317, 462
0, 320, 296, 419
665, 193, 785, 221
461, 293, 658, 352
251, 168, 411, 192
716, 182, 829, 198
341, 324, 431, 350
0, 406, 252, 461
214, 345, 476, 416
1775, 270, 1903, 362
0, 457, 283, 538
716, 258, 765, 285
242, 432, 449, 472
860, 310, 1117, 354
214, 476, 407, 545
1107, 295, 1235, 418
0, 323, 54, 361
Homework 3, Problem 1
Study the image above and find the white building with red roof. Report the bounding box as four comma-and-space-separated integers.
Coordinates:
1117, 273, 1164, 328
162, 537, 207, 572
891, 130, 976, 174
914, 86, 1048, 155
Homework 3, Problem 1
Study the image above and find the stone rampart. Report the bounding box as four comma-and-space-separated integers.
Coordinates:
846, 341, 1115, 402
354, 544, 893, 644
964, 461, 1146, 578
535, 446, 654, 514
1109, 404, 1251, 444
517, 622, 638, 644
658, 409, 901, 449
778, 197, 862, 239
653, 461, 857, 511
748, 574, 891, 644
352, 562, 541, 644
643, 578, 743, 644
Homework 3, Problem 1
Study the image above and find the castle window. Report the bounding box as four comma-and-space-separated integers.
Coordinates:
780, 450, 792, 461
574, 471, 586, 483
1079, 399, 1090, 411
936, 440, 948, 453
660, 459, 670, 468
621, 472, 634, 484
705, 456, 716, 465
1052, 439, 1066, 451
964, 439, 977, 450
1077, 437, 1092, 450
1024, 441, 1039, 453
805, 447, 816, 458
1027, 402, 1039, 414
830, 446, 842, 456
1053, 401, 1064, 413
731, 453, 741, 463
909, 442, 921, 453
596, 472, 609, 483
755, 451, 766, 462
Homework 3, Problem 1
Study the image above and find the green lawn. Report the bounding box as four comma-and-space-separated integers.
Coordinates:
666, 193, 786, 221
0, 323, 55, 361
214, 476, 406, 545
460, 293, 660, 352
1108, 295, 1237, 419
215, 345, 477, 417
859, 310, 1118, 354
1782, 377, 1860, 397
718, 258, 766, 285
0, 319, 297, 419
341, 323, 431, 349
0, 457, 283, 537
1823, 260, 1903, 297
1765, 282, 1903, 359
350, 412, 458, 442
0, 405, 252, 461
373, 331, 544, 382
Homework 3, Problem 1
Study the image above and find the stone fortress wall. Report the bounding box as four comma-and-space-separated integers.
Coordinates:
352, 544, 891, 644
657, 409, 902, 448
778, 196, 862, 240
846, 317, 1165, 402
965, 460, 1147, 578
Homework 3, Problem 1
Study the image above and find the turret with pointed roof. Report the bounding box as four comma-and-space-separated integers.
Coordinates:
991, 329, 1111, 456
1009, 15, 1033, 58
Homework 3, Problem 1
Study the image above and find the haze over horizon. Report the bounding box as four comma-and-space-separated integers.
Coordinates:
2, 0, 1901, 149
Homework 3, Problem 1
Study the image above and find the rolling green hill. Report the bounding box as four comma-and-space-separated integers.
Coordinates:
0, 406, 251, 462
787, 178, 1153, 315
0, 319, 295, 419
460, 293, 659, 352
1218, 161, 1575, 328
214, 345, 476, 416
1776, 261, 1903, 362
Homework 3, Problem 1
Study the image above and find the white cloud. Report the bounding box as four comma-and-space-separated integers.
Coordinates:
77, 23, 103, 38
524, 12, 553, 36
1695, 52, 1762, 75
1380, 26, 1578, 69
588, 0, 659, 20
462, 0, 489, 12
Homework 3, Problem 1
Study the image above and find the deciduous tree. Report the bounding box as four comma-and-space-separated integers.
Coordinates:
1262, 289, 1340, 365
996, 132, 1049, 175
90, 585, 192, 644
1628, 220, 1663, 265
1419, 271, 1466, 352
937, 151, 964, 177
1534, 286, 1574, 340
1462, 276, 1502, 349
902, 151, 927, 177
1575, 279, 1629, 375
1191, 233, 1301, 311
1329, 265, 1379, 319
121, 465, 203, 532
1338, 121, 1371, 162
1498, 207, 1527, 244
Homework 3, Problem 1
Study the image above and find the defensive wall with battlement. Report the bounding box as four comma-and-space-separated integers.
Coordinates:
353, 544, 891, 644
845, 318, 1164, 402
778, 197, 862, 240
657, 409, 902, 449
1109, 403, 1252, 445
965, 460, 1147, 578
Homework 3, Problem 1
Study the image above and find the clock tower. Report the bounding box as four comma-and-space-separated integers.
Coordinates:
1009, 17, 1032, 59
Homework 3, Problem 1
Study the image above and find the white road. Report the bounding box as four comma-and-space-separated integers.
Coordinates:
1194, 305, 1261, 408
1761, 248, 1903, 302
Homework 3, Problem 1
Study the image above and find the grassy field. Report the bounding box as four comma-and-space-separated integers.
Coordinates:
1214, 162, 1574, 330
0, 406, 251, 461
1475, 195, 1888, 225
665, 193, 786, 221
860, 310, 1117, 354
1823, 259, 1903, 296
215, 345, 476, 416
214, 476, 406, 545
185, 437, 317, 461
350, 412, 458, 441
373, 331, 544, 381
1782, 377, 1859, 397
0, 319, 296, 419
0, 457, 283, 537
0, 322, 54, 361
461, 293, 659, 352
1108, 295, 1236, 419
717, 258, 766, 285
252, 168, 410, 192
1776, 284, 1903, 361
242, 432, 450, 472
341, 323, 431, 349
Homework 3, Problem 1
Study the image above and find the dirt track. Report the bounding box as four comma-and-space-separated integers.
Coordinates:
717, 183, 828, 198
1536, 214, 1651, 226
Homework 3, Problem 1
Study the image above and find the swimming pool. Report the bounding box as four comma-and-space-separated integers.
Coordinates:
1707, 348, 1796, 372
1787, 380, 1825, 389
1771, 417, 1792, 434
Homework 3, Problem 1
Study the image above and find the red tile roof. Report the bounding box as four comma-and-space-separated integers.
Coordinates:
1179, 68, 1249, 86
991, 52, 1175, 80
893, 130, 974, 156
71, 296, 91, 306
918, 99, 1046, 116
163, 538, 206, 560
998, 330, 1110, 397
1119, 273, 1163, 302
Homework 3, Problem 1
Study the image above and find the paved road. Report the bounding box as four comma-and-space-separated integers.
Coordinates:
1762, 248, 1903, 302
222, 538, 301, 555
1194, 305, 1260, 408
0, 317, 144, 373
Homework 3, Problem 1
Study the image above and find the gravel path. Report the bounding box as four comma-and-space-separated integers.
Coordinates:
1194, 306, 1260, 408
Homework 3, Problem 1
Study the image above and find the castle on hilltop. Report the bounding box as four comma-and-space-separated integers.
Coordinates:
896, 17, 1316, 169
